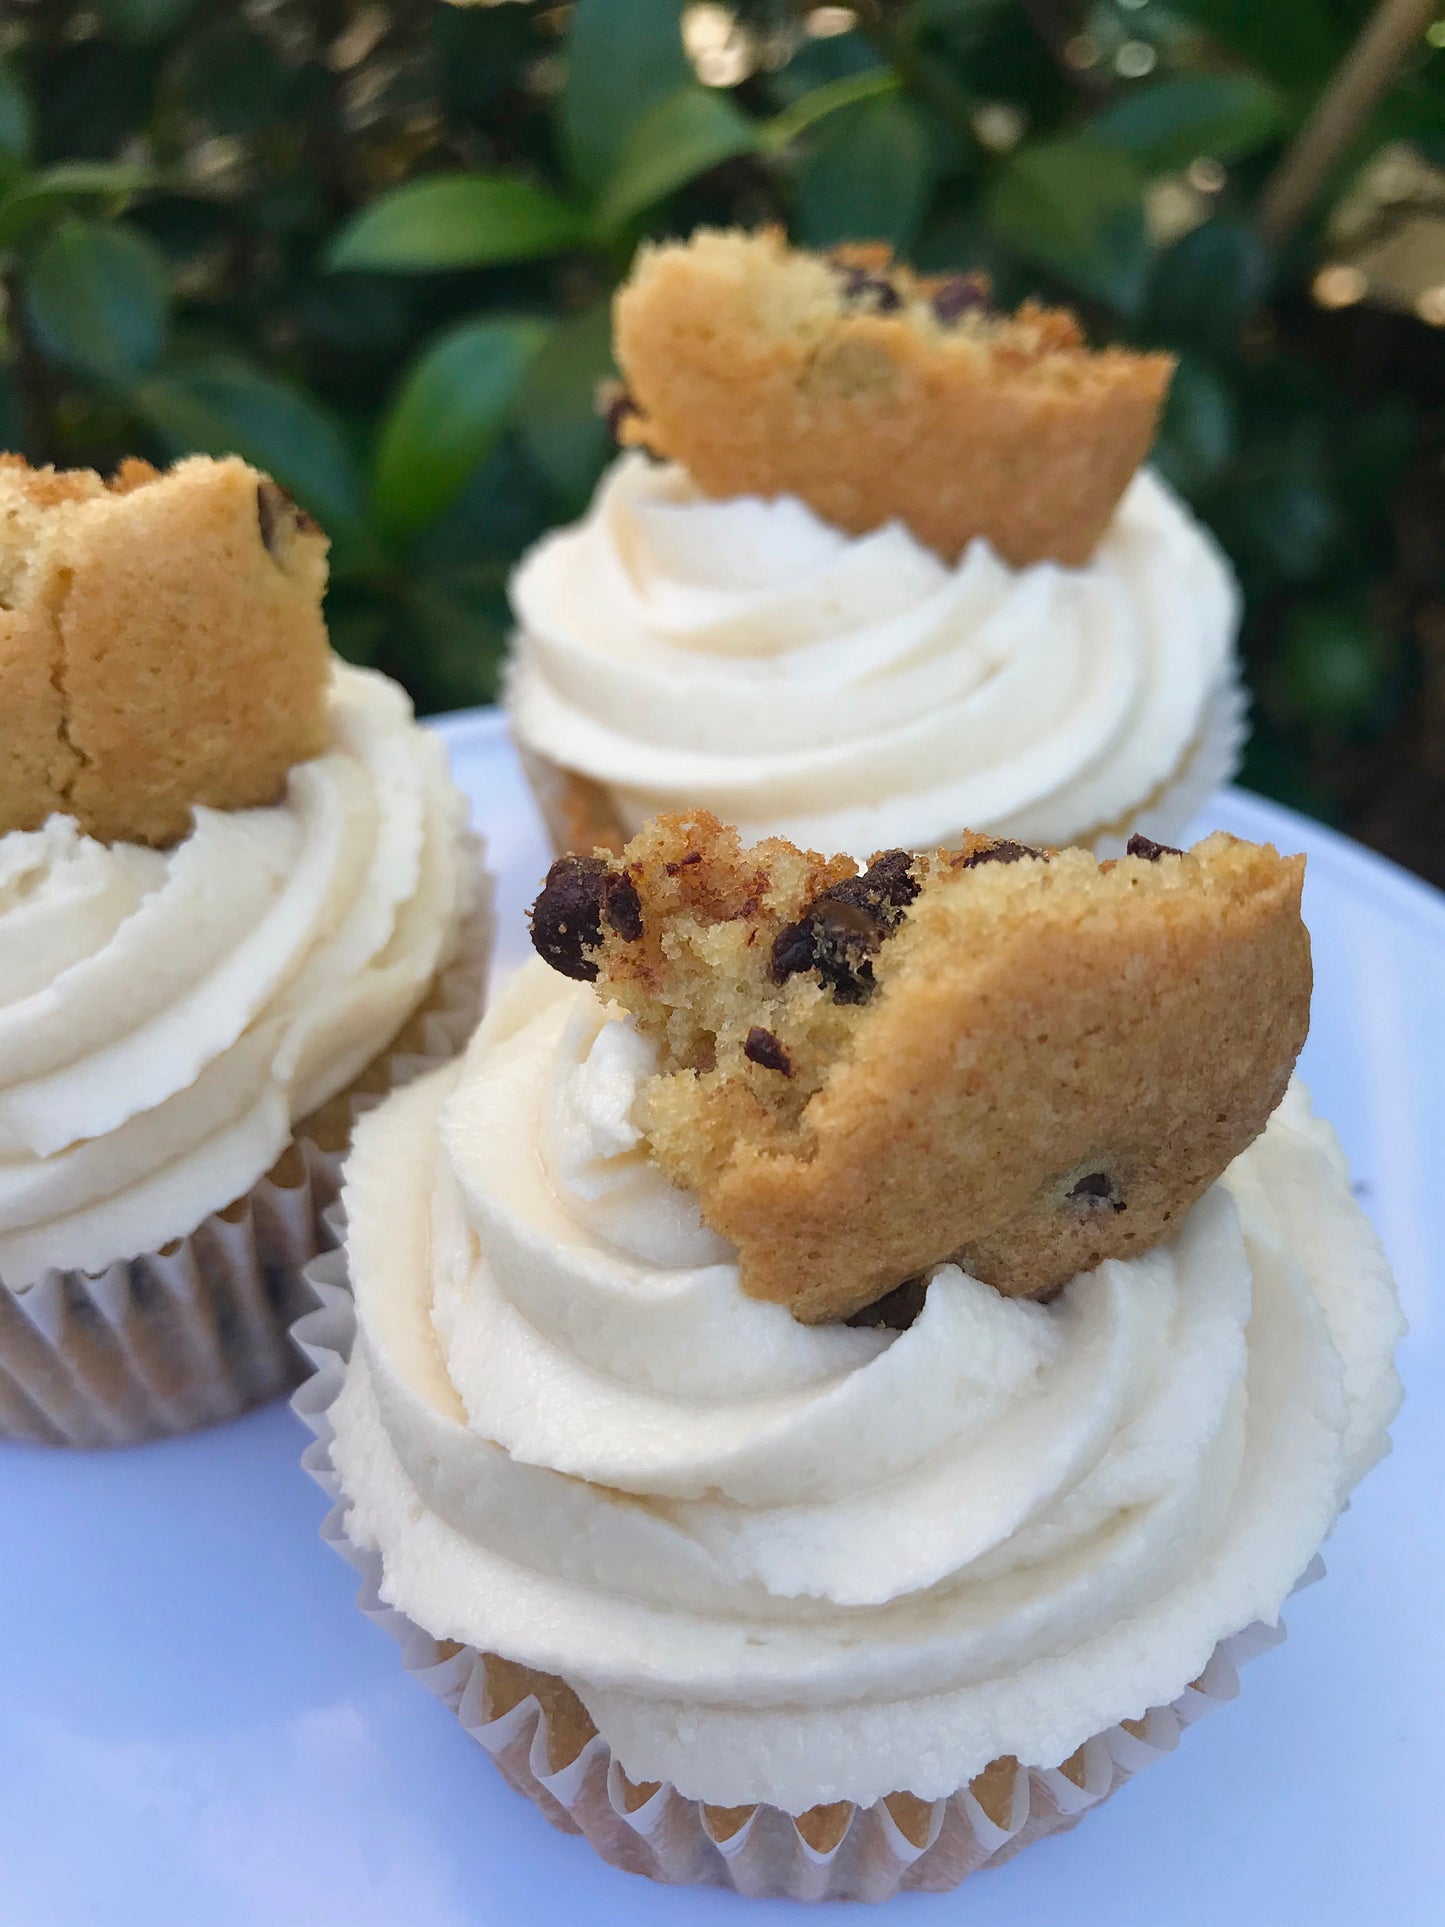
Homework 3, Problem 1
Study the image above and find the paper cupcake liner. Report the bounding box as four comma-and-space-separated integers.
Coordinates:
515, 674, 1249, 867
0, 849, 493, 1450
514, 739, 627, 859
292, 1252, 1316, 1903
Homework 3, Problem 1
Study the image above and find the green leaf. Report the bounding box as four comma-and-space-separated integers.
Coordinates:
1337, 401, 1414, 526
177, 21, 296, 137
133, 355, 368, 562
1152, 355, 1236, 497
559, 0, 691, 191
759, 68, 902, 154
329, 174, 585, 272
1239, 728, 1338, 822
371, 318, 549, 541
0, 356, 23, 446
794, 95, 933, 252
411, 436, 555, 575
1164, 0, 1348, 97
1273, 602, 1394, 729
987, 138, 1150, 315
97, 0, 203, 43
325, 583, 394, 670
0, 161, 155, 248
1222, 431, 1340, 587
1144, 217, 1274, 358
403, 567, 512, 710
516, 297, 616, 512
593, 86, 757, 240
1092, 74, 1287, 171
0, 61, 33, 162
23, 219, 169, 382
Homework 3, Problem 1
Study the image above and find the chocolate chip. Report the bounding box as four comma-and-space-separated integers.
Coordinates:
743, 1026, 792, 1075
602, 872, 643, 942
835, 264, 903, 314
930, 273, 990, 326
820, 898, 874, 934
529, 854, 609, 981
256, 478, 319, 557
770, 902, 878, 1004
846, 1275, 928, 1331
770, 919, 818, 983
596, 379, 639, 441
770, 853, 918, 1003
1126, 834, 1183, 861
256, 483, 282, 553
962, 839, 1043, 868
783, 896, 883, 1004
1070, 1171, 1111, 1199
827, 849, 920, 923
1069, 1171, 1127, 1212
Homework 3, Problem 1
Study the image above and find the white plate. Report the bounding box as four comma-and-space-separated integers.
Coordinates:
2, 711, 1441, 1925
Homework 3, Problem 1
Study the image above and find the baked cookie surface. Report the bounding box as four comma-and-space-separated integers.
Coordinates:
612, 227, 1173, 568
530, 814, 1311, 1323
0, 453, 330, 847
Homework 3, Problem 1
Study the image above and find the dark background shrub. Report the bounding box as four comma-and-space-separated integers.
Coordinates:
1, 0, 1442, 880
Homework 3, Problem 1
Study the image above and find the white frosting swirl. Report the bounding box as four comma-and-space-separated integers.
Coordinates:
0, 665, 469, 1281
507, 454, 1241, 855
331, 967, 1402, 1811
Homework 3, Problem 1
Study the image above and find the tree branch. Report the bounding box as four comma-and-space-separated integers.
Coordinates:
1257, 0, 1438, 247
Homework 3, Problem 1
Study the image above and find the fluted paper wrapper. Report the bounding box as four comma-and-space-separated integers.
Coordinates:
513, 739, 627, 858
293, 1253, 1313, 1904
0, 850, 493, 1449
515, 673, 1249, 865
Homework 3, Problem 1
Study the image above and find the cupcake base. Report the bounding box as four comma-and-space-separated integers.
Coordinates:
514, 742, 627, 858
513, 675, 1248, 866
293, 1252, 1311, 1904
0, 858, 493, 1449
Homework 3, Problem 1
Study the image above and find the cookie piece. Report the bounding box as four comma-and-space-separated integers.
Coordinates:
0, 453, 331, 847
529, 813, 1310, 1323
612, 227, 1174, 568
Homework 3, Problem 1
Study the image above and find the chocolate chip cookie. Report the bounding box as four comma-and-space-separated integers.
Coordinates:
530, 813, 1310, 1323
612, 227, 1174, 568
0, 453, 330, 847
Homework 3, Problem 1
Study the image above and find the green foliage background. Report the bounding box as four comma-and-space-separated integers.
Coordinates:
1, 0, 1442, 877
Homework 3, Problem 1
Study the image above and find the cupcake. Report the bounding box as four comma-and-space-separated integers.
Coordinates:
0, 452, 490, 1447
507, 227, 1243, 862
297, 815, 1402, 1902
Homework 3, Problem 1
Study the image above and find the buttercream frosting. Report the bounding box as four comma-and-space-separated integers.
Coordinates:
0, 664, 469, 1280
331, 965, 1402, 1811
507, 454, 1241, 855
